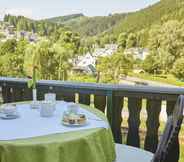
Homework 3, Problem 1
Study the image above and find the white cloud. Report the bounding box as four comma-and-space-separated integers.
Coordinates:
4, 8, 33, 18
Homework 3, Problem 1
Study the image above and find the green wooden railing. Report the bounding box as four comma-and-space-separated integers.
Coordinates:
0, 77, 184, 161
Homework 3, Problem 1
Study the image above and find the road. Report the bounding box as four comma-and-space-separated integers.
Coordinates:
120, 76, 179, 88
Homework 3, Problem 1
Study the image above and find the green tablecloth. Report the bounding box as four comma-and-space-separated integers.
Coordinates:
0, 103, 116, 162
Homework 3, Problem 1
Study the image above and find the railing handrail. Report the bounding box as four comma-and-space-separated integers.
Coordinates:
0, 76, 184, 95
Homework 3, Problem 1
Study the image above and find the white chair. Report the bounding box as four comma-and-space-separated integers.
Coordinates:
115, 144, 153, 162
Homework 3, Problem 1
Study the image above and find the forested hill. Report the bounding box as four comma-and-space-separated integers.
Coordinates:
111, 0, 184, 36
3, 0, 184, 38
44, 0, 184, 37
3, 13, 127, 37
44, 13, 127, 37
3, 14, 66, 36
44, 13, 85, 24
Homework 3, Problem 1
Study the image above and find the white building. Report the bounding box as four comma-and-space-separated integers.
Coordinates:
92, 44, 118, 57
74, 44, 118, 74
77, 44, 118, 66
124, 48, 149, 60
77, 53, 96, 67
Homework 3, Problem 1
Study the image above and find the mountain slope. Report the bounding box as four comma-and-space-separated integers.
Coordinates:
111, 0, 184, 35
5, 0, 184, 38
3, 14, 66, 36
53, 0, 184, 37
44, 13, 127, 37
44, 13, 85, 24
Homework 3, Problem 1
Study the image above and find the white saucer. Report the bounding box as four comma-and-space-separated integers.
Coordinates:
62, 120, 88, 127
0, 113, 20, 120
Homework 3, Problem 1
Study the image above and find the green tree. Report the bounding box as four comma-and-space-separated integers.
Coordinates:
0, 39, 17, 55
147, 20, 184, 74
52, 42, 75, 80
118, 32, 127, 50
172, 58, 184, 80
17, 18, 28, 31
4, 14, 10, 22
24, 39, 56, 80
0, 39, 28, 77
142, 51, 161, 74
8, 16, 17, 26
126, 33, 137, 48
96, 52, 133, 83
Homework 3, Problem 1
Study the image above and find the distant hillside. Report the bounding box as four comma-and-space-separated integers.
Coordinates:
45, 13, 85, 24
4, 0, 184, 38
3, 14, 66, 36
65, 0, 184, 37
111, 0, 184, 35
45, 0, 184, 37
66, 14, 127, 36
44, 13, 127, 37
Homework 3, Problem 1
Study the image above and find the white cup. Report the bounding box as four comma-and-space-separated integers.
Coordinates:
40, 101, 55, 117
3, 104, 17, 115
67, 103, 79, 114
44, 93, 56, 102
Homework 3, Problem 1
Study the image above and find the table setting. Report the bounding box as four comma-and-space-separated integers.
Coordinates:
0, 93, 116, 162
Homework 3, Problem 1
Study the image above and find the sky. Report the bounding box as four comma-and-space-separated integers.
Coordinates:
0, 0, 160, 20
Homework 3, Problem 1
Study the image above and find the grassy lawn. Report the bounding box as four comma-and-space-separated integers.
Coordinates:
129, 73, 184, 87
180, 144, 184, 162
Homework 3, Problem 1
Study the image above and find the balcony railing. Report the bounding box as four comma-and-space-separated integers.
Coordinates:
0, 77, 184, 161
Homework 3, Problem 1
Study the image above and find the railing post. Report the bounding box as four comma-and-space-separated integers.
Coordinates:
2, 84, 12, 103
79, 93, 90, 105
62, 92, 75, 102
107, 91, 123, 143
94, 95, 106, 112
166, 100, 176, 116
22, 88, 32, 101
37, 86, 49, 100
127, 97, 142, 147
11, 87, 24, 102
145, 99, 162, 153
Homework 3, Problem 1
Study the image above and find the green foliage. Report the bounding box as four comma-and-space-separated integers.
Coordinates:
68, 74, 96, 83
172, 58, 184, 80
43, 0, 184, 39
0, 39, 17, 55
0, 33, 6, 39
4, 14, 65, 37
0, 39, 28, 77
23, 30, 81, 81
118, 33, 127, 49
143, 20, 184, 75
142, 51, 161, 74
27, 66, 38, 89
51, 13, 127, 37
96, 52, 133, 83
111, 0, 184, 36
45, 13, 84, 24
126, 33, 137, 48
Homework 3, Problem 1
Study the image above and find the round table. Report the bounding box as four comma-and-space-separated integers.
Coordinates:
0, 102, 116, 162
